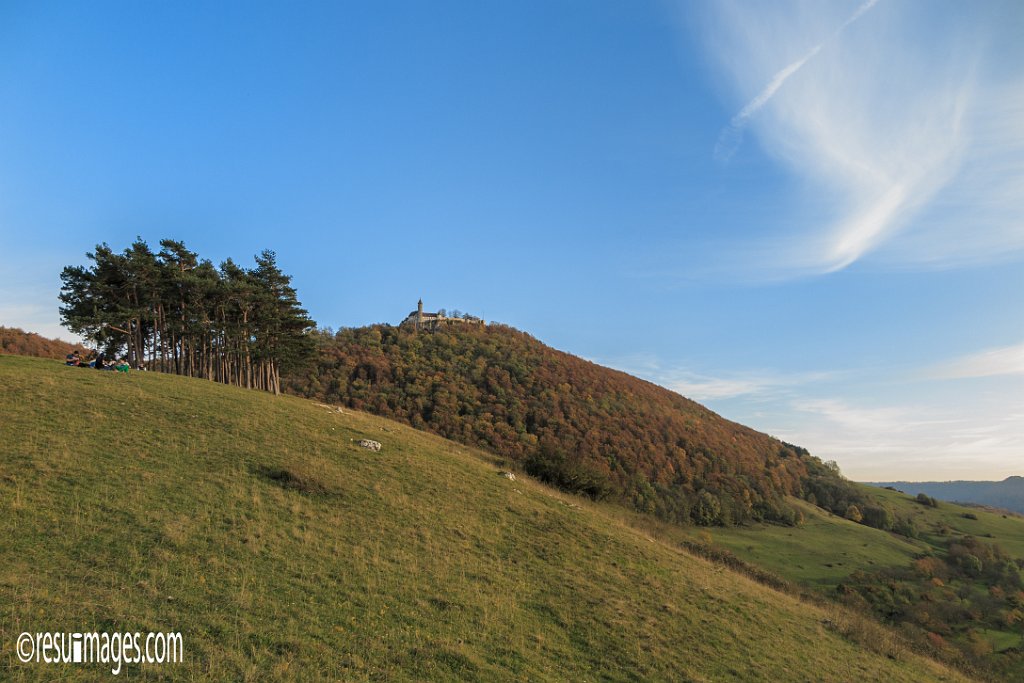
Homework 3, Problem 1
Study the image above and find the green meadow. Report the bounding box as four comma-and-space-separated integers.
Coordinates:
691, 497, 927, 588
0, 355, 969, 681
665, 475, 1024, 671
689, 486, 1024, 592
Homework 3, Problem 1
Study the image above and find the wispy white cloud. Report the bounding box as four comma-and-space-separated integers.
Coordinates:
780, 391, 1024, 480
714, 46, 821, 163
608, 349, 1023, 480
714, 0, 878, 163
665, 370, 836, 402
667, 374, 779, 401
790, 397, 909, 433
606, 353, 838, 401
925, 342, 1024, 379
697, 0, 1024, 275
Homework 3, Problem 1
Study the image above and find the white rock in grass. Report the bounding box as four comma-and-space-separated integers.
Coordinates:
357, 439, 382, 452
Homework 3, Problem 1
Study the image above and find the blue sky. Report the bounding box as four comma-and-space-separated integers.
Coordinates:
2, 1, 1021, 480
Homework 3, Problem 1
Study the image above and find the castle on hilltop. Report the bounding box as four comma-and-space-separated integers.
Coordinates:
400, 299, 484, 331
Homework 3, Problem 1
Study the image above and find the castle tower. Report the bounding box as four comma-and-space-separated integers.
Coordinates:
417, 298, 423, 329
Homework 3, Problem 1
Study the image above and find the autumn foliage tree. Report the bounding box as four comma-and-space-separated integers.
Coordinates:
845, 504, 863, 523
0, 327, 87, 360
838, 533, 1024, 677
285, 322, 841, 526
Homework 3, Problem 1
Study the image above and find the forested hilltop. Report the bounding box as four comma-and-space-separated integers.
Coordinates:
286, 323, 860, 527
0, 326, 86, 359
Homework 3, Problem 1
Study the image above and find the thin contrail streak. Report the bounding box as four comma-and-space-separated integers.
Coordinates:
714, 0, 881, 162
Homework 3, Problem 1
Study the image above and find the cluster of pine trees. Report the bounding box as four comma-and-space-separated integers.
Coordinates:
59, 238, 314, 394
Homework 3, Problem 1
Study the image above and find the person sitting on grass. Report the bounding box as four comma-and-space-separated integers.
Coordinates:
115, 359, 130, 374
65, 350, 82, 366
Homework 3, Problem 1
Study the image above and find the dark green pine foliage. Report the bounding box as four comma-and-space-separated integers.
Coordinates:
59, 238, 315, 394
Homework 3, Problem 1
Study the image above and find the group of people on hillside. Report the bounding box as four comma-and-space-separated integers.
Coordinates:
65, 350, 132, 373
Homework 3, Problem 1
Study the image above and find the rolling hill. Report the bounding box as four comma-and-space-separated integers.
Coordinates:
279, 323, 1024, 680
0, 354, 969, 681
286, 324, 835, 528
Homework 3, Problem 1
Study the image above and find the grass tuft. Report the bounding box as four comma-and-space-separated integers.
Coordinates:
253, 464, 340, 498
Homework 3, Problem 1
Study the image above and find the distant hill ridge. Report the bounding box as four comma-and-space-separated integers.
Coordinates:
0, 325, 86, 360
869, 477, 1024, 514
286, 322, 846, 527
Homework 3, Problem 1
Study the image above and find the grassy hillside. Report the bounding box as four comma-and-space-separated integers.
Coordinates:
1, 355, 967, 681
286, 324, 831, 528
